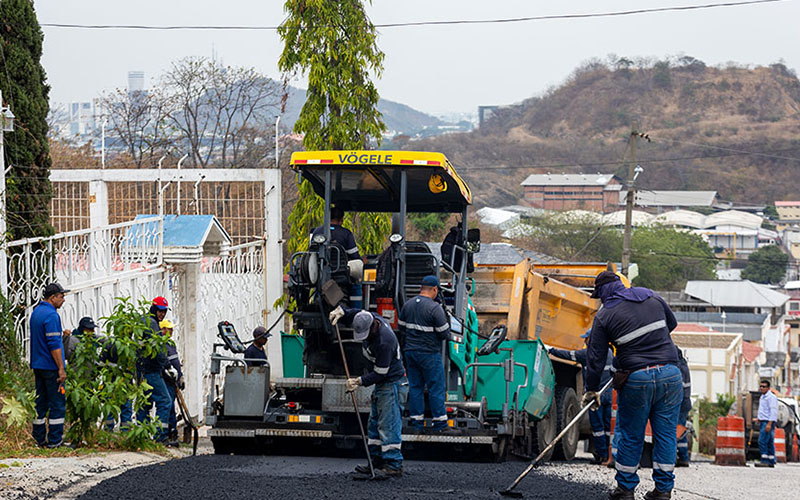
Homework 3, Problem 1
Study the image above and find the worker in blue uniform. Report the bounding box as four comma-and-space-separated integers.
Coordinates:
398, 275, 451, 431
549, 330, 615, 464
755, 379, 778, 467
675, 347, 692, 467
160, 319, 184, 444
30, 283, 71, 448
311, 206, 363, 307
136, 296, 173, 443
584, 271, 682, 500
244, 326, 271, 367
330, 306, 407, 477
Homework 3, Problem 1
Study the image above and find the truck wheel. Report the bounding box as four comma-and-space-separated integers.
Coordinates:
552, 386, 580, 460
532, 407, 557, 462
687, 432, 693, 461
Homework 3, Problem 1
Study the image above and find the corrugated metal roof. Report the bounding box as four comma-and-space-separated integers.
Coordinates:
426, 242, 559, 266
652, 209, 708, 229
619, 190, 718, 207
704, 210, 762, 230
685, 280, 789, 308
521, 173, 618, 187
742, 341, 762, 363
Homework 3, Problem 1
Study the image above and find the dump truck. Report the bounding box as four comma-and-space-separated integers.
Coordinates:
206, 150, 604, 461
470, 260, 615, 459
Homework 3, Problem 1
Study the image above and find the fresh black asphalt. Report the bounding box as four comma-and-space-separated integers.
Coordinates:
76, 455, 610, 500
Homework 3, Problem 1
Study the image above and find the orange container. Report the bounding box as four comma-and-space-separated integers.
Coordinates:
377, 298, 398, 329
714, 416, 746, 466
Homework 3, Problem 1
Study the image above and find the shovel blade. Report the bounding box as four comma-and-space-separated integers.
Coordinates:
499, 489, 524, 498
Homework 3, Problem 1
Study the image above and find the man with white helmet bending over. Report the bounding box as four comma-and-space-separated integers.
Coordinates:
330, 306, 408, 478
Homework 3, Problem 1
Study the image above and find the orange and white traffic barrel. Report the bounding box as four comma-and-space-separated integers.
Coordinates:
775, 428, 787, 463
714, 416, 746, 466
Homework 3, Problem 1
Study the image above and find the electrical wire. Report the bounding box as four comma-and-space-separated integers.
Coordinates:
38, 0, 785, 30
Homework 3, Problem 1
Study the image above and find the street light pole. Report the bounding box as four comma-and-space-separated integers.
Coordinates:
621, 129, 649, 277
101, 118, 108, 168
0, 90, 16, 297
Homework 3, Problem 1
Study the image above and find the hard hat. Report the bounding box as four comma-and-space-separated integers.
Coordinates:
159, 319, 175, 329
428, 174, 447, 194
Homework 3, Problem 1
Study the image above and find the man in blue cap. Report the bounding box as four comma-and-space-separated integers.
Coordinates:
549, 330, 615, 464
398, 275, 450, 431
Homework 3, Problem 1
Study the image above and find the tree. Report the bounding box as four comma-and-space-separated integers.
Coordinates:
278, 0, 389, 261
742, 245, 788, 284
516, 214, 622, 263
0, 0, 53, 239
98, 87, 171, 168
161, 58, 280, 168
630, 226, 717, 290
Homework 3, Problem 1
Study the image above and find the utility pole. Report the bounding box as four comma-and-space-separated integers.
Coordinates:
621, 128, 648, 277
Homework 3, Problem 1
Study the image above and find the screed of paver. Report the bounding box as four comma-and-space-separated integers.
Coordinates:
77, 455, 610, 500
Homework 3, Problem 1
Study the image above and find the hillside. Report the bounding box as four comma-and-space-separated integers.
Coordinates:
281, 85, 444, 136
405, 57, 800, 208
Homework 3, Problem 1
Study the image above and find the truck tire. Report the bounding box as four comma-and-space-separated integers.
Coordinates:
532, 405, 557, 462
552, 386, 580, 460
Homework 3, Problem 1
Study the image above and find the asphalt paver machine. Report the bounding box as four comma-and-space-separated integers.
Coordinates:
207, 151, 557, 460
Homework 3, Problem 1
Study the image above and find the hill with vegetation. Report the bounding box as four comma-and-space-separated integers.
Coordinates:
401, 56, 800, 208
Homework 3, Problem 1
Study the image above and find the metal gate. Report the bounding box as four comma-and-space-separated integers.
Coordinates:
5, 216, 174, 352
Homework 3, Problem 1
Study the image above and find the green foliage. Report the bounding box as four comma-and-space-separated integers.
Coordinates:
409, 213, 449, 240
517, 214, 622, 263
0, 0, 53, 239
653, 60, 672, 89
65, 297, 167, 448
763, 205, 778, 219
279, 0, 390, 270
696, 394, 736, 455
631, 226, 717, 290
742, 244, 789, 284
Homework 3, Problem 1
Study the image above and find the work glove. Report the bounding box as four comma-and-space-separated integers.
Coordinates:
178, 376, 186, 390
165, 366, 179, 382
582, 390, 601, 408
329, 306, 345, 326
345, 377, 361, 393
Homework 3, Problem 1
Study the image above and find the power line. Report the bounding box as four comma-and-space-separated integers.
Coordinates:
38, 0, 785, 31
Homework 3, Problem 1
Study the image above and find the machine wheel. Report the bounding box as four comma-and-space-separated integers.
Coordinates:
532, 406, 557, 462
686, 432, 694, 461
552, 386, 580, 460
493, 436, 510, 462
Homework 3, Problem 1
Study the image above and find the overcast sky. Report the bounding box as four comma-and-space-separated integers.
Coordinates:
36, 0, 800, 115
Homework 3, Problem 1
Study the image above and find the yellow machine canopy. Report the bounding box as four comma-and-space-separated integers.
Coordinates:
290, 150, 472, 213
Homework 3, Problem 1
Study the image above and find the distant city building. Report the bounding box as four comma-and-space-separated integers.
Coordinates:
618, 190, 719, 213
128, 71, 145, 94
520, 173, 622, 212
775, 201, 800, 222
69, 101, 95, 136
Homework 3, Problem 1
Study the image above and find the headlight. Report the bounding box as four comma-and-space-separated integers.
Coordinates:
312, 234, 327, 245
389, 233, 403, 244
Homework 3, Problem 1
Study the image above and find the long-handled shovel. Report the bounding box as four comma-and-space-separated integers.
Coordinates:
500, 379, 614, 497
174, 385, 199, 456
333, 323, 379, 480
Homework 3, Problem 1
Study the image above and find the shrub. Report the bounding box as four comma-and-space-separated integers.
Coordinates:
65, 297, 168, 449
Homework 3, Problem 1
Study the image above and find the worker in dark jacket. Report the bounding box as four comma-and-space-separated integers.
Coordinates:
675, 347, 692, 467
584, 272, 682, 500
549, 330, 615, 464
244, 326, 271, 367
136, 296, 172, 442
30, 283, 70, 448
160, 319, 184, 444
330, 306, 407, 477
63, 316, 99, 364
310, 206, 363, 307
398, 275, 450, 430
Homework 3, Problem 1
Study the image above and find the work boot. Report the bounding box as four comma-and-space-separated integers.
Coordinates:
380, 466, 403, 477
608, 485, 634, 500
605, 458, 616, 468
644, 488, 671, 500
675, 459, 690, 467
754, 462, 772, 468
590, 453, 607, 465
354, 460, 383, 475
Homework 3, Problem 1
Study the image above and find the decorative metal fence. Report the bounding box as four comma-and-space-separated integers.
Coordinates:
5, 216, 170, 351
